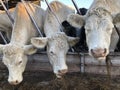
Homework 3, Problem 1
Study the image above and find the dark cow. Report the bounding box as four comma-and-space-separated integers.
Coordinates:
62, 8, 88, 52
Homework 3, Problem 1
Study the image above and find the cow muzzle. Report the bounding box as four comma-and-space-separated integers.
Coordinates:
56, 69, 68, 78
8, 80, 21, 85
90, 48, 107, 60
8, 75, 23, 85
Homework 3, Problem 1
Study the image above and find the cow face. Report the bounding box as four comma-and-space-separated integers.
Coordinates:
0, 44, 37, 85
67, 10, 120, 60
31, 32, 79, 78
85, 15, 114, 60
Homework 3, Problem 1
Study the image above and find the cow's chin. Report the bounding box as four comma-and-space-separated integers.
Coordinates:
56, 74, 62, 78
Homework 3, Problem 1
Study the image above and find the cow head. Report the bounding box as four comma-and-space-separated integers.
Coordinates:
67, 7, 119, 60
0, 44, 37, 85
31, 32, 79, 78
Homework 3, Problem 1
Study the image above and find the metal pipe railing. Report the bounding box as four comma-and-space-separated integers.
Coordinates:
0, 0, 14, 25
45, 0, 64, 32
0, 0, 13, 44
114, 25, 120, 39
0, 32, 7, 44
71, 0, 81, 15
21, 0, 43, 37
5, 0, 9, 9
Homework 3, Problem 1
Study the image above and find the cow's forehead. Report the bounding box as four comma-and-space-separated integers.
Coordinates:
48, 33, 66, 39
4, 45, 24, 54
87, 7, 111, 18
48, 33, 68, 49
3, 45, 25, 65
85, 7, 112, 25
85, 15, 113, 30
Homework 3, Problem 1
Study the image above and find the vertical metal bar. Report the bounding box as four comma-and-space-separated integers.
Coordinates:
21, 0, 43, 37
45, 0, 63, 32
71, 0, 81, 15
0, 0, 14, 25
80, 53, 85, 73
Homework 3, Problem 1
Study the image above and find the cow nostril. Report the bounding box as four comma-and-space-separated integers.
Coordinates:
104, 48, 107, 54
9, 81, 18, 85
16, 80, 18, 83
58, 69, 68, 74
91, 49, 94, 54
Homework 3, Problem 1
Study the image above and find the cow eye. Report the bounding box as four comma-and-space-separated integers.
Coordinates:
107, 28, 111, 30
50, 51, 55, 55
86, 29, 91, 33
50, 51, 54, 54
2, 60, 7, 65
107, 28, 112, 33
18, 61, 22, 64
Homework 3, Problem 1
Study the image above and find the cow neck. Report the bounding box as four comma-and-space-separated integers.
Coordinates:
10, 27, 28, 44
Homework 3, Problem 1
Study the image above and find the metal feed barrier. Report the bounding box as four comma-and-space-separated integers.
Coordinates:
0, 52, 120, 76
0, 0, 120, 77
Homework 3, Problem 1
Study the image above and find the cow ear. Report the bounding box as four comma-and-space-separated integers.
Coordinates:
0, 44, 5, 54
24, 45, 37, 55
67, 14, 85, 28
31, 37, 48, 48
113, 13, 120, 24
67, 36, 79, 46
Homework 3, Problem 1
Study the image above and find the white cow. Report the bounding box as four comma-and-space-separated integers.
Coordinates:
0, 2, 45, 85
31, 1, 79, 77
66, 0, 120, 60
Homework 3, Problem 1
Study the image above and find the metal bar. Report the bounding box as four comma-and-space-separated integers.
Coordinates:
5, 0, 9, 9
45, 0, 63, 32
0, 32, 7, 44
105, 56, 112, 80
0, 0, 14, 25
71, 0, 81, 15
21, 0, 43, 37
114, 25, 120, 51
114, 25, 120, 39
80, 53, 85, 73
0, 0, 13, 44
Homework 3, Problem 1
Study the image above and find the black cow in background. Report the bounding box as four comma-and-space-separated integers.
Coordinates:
117, 41, 120, 51
62, 8, 88, 52
77, 8, 87, 15
0, 32, 8, 44
115, 38, 120, 52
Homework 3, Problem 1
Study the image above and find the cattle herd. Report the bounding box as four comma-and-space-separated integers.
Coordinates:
0, 0, 119, 85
